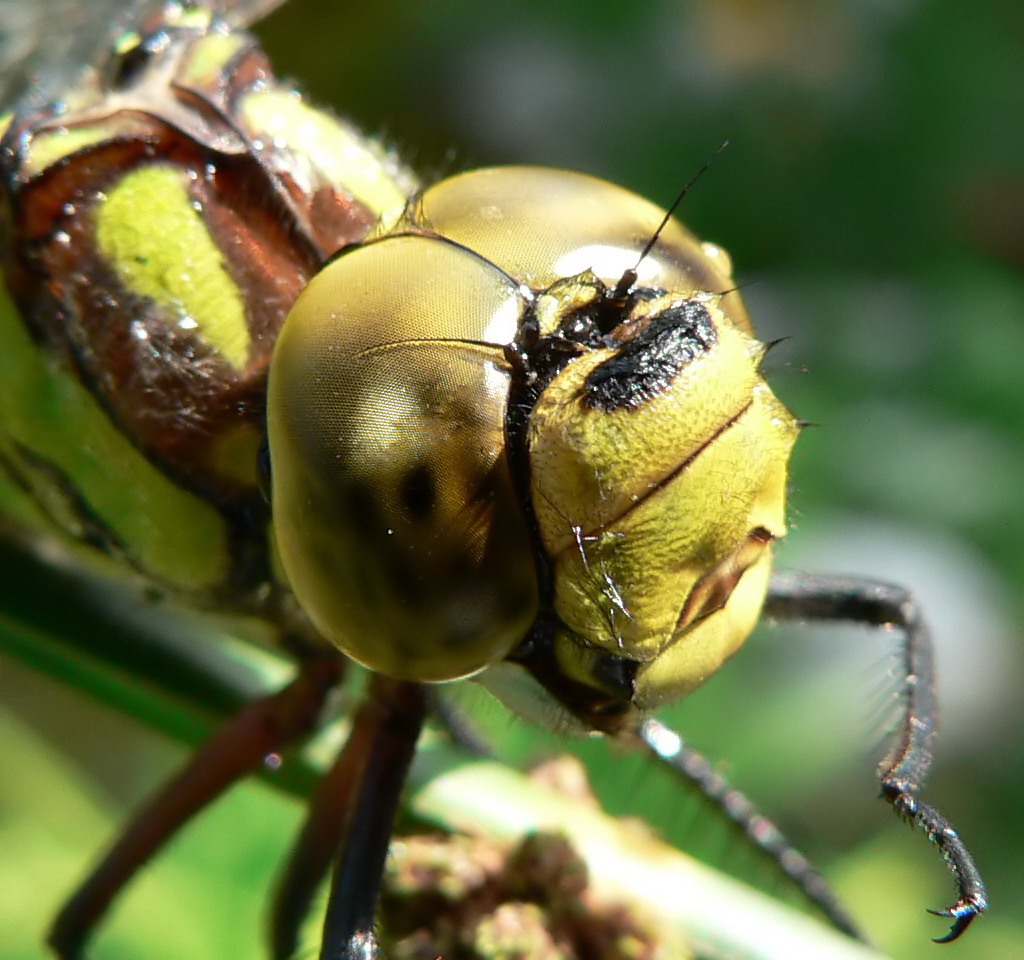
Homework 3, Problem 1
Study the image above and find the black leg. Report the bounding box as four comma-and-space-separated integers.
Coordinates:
764, 570, 987, 942
632, 717, 862, 939
48, 654, 344, 960
312, 675, 428, 960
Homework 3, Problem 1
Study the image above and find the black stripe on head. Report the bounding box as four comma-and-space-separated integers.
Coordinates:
583, 300, 717, 412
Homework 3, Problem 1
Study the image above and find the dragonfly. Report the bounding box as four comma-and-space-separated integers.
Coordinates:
0, 2, 988, 958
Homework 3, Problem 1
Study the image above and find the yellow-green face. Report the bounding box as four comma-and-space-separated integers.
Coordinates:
268, 167, 799, 722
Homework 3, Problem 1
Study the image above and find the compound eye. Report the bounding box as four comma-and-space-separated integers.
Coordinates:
411, 166, 750, 329
267, 234, 538, 682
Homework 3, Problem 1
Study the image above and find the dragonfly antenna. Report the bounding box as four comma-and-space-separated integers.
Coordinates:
611, 140, 730, 301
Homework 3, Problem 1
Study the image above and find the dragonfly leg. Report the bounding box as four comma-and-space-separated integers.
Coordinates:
47, 652, 345, 960
285, 675, 426, 960
632, 717, 862, 939
763, 570, 988, 942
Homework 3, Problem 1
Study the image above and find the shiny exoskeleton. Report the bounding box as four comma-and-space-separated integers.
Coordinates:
0, 3, 987, 959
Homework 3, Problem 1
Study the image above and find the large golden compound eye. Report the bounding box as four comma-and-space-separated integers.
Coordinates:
266, 232, 538, 682
401, 166, 751, 331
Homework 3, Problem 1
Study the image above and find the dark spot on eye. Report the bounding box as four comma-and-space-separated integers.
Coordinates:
400, 463, 436, 520
583, 300, 718, 411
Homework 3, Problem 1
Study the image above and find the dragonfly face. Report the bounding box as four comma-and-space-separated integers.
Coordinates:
0, 2, 987, 958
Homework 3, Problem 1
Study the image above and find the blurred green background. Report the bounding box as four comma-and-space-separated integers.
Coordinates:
2, 0, 1023, 958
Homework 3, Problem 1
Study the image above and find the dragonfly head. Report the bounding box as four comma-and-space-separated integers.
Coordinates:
267, 167, 798, 724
